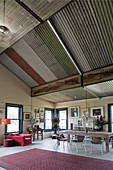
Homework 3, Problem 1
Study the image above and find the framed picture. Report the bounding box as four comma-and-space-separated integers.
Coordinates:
70, 106, 79, 118
40, 113, 44, 123
35, 118, 40, 123
23, 112, 31, 121
39, 108, 44, 113
91, 106, 104, 117
0, 108, 5, 118
35, 113, 40, 119
77, 119, 83, 127
82, 108, 89, 117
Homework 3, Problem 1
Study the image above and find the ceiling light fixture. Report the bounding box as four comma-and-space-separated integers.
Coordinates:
0, 0, 10, 34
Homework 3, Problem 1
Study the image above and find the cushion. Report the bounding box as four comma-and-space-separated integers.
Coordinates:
9, 133, 19, 136
25, 138, 31, 141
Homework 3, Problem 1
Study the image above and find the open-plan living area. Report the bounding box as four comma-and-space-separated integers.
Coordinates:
0, 0, 113, 169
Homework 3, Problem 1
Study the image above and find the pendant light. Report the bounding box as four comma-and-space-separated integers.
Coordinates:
0, 0, 10, 34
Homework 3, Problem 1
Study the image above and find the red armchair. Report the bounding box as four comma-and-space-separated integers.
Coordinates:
7, 133, 32, 146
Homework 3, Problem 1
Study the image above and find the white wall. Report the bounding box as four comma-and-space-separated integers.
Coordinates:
0, 64, 55, 144
56, 96, 113, 131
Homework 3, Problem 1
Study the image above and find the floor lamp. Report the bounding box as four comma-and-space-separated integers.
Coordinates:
1, 118, 11, 138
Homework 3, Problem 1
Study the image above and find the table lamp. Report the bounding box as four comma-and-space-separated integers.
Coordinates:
1, 118, 11, 125
1, 118, 11, 138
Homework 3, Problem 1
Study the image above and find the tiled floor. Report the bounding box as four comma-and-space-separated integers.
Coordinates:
0, 137, 113, 161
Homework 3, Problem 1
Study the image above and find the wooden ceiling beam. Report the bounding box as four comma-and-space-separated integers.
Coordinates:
83, 65, 113, 86
32, 74, 81, 97
32, 65, 113, 97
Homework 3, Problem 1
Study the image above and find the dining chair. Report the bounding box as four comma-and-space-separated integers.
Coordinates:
71, 135, 85, 152
53, 134, 68, 149
90, 137, 105, 154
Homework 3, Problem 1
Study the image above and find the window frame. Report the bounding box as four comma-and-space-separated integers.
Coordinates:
56, 108, 68, 130
108, 104, 113, 132
5, 103, 23, 134
44, 108, 54, 132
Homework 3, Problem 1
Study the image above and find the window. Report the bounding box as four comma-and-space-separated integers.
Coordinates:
56, 108, 68, 130
6, 103, 23, 134
108, 104, 113, 132
44, 108, 54, 131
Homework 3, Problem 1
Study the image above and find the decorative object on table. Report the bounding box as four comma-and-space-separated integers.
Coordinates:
23, 112, 31, 121
70, 106, 79, 118
52, 117, 60, 134
93, 115, 108, 131
30, 116, 36, 129
91, 106, 104, 117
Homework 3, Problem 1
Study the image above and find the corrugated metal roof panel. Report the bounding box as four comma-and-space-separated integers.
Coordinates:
0, 53, 38, 87
23, 28, 68, 79
87, 80, 113, 98
51, 0, 112, 72
35, 22, 79, 76
23, 0, 72, 20
0, 0, 39, 54
12, 39, 57, 83
39, 87, 96, 103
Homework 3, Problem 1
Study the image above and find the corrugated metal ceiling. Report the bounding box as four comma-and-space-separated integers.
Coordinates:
38, 87, 96, 103
51, 0, 113, 72
0, 0, 113, 103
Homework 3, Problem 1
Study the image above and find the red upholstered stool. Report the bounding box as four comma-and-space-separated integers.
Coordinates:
3, 139, 14, 147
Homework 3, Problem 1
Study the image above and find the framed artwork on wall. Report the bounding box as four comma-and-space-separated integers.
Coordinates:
23, 112, 31, 121
39, 108, 44, 113
35, 118, 40, 123
35, 113, 40, 119
91, 106, 104, 117
77, 119, 83, 127
70, 106, 79, 118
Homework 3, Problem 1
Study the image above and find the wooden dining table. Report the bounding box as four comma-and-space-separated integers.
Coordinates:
58, 130, 113, 152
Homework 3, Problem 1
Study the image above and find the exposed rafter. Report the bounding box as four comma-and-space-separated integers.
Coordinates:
32, 65, 113, 97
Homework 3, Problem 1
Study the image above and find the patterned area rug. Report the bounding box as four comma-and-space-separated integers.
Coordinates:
0, 148, 113, 170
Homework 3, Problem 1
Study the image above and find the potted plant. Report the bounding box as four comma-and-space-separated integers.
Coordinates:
93, 116, 108, 131
52, 117, 60, 134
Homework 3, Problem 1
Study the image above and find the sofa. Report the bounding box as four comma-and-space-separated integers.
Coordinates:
7, 133, 32, 146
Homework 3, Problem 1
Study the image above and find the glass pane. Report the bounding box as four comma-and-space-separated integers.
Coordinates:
45, 110, 51, 119
59, 120, 66, 129
59, 110, 67, 129
7, 120, 19, 132
45, 110, 52, 129
59, 110, 66, 119
45, 120, 52, 129
7, 107, 19, 119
